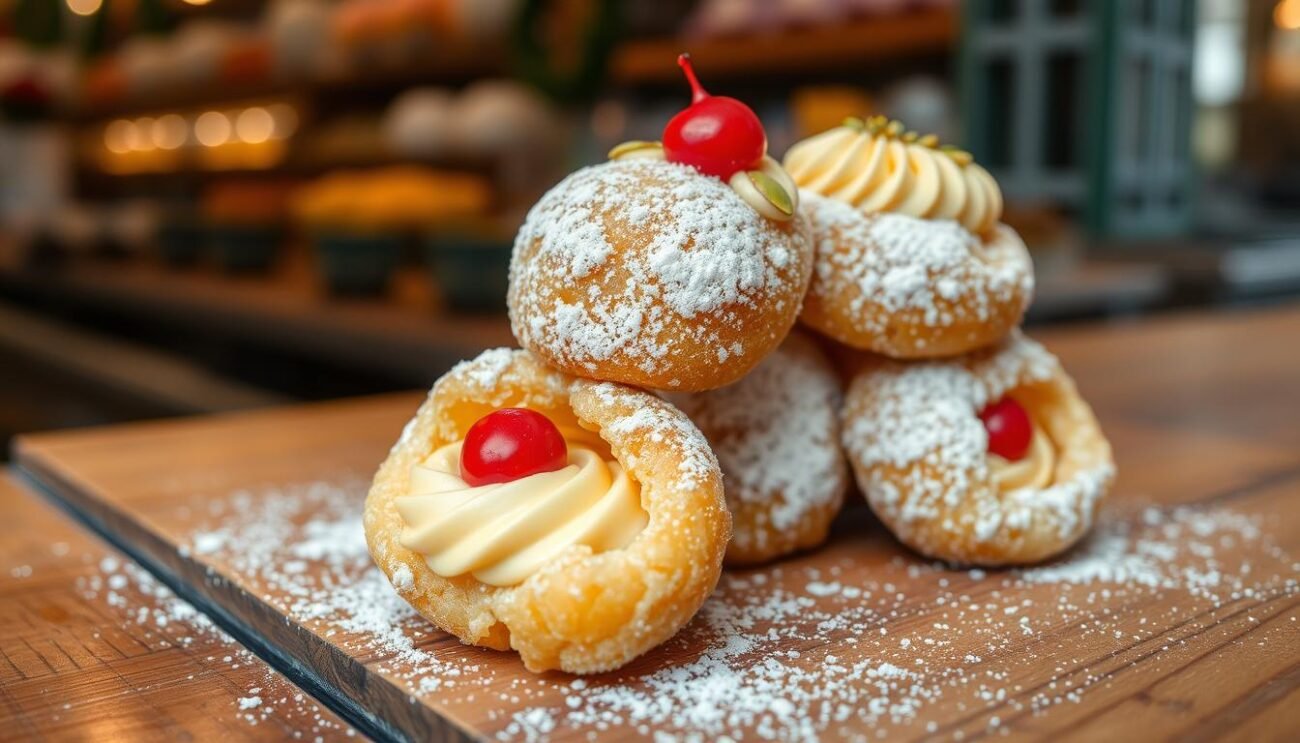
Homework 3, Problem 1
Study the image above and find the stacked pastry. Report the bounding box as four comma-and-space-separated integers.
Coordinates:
784, 115, 1114, 566
365, 62, 1114, 676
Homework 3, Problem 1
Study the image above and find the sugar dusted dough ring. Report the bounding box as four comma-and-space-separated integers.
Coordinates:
799, 191, 1033, 359
671, 331, 848, 566
509, 158, 814, 392
842, 333, 1115, 565
364, 349, 730, 674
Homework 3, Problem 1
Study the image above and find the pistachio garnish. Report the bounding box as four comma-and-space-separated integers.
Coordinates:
940, 144, 974, 167
608, 140, 666, 161
839, 115, 977, 167
747, 171, 793, 216
728, 155, 798, 222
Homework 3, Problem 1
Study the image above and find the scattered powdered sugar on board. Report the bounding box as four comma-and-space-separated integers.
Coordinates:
160, 477, 1295, 742
76, 552, 356, 738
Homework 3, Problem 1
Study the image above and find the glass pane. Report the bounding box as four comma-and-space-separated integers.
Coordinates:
1044, 51, 1084, 169
984, 57, 1016, 168
986, 0, 1019, 23
1124, 57, 1152, 164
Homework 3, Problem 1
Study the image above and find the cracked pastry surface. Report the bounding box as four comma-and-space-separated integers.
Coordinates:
670, 331, 849, 566
364, 349, 730, 674
508, 158, 813, 392
841, 332, 1114, 565
798, 191, 1033, 359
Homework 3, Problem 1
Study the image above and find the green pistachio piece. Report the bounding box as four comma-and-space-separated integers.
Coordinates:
746, 170, 794, 216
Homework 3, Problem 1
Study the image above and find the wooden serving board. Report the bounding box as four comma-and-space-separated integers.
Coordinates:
0, 474, 356, 741
14, 306, 1300, 742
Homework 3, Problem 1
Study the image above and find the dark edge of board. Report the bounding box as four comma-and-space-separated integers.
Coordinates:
12, 454, 481, 743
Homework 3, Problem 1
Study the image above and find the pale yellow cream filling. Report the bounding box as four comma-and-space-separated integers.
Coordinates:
783, 124, 1003, 236
396, 428, 647, 587
988, 419, 1056, 493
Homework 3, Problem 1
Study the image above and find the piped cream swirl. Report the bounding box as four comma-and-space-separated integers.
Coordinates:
397, 429, 647, 587
988, 417, 1056, 493
783, 118, 1003, 237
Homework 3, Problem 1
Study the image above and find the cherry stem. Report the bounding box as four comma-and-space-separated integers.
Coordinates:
677, 53, 709, 104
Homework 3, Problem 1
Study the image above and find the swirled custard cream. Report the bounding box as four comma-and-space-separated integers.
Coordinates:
784, 115, 1003, 237
397, 428, 647, 586
987, 410, 1056, 493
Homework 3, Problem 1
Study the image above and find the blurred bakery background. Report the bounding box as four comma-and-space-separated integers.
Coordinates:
0, 0, 1296, 456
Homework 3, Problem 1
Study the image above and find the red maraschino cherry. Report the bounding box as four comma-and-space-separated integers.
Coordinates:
979, 398, 1033, 461
662, 53, 767, 180
460, 408, 568, 487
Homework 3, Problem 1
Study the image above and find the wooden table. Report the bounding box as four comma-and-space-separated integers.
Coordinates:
0, 474, 356, 741
10, 303, 1300, 742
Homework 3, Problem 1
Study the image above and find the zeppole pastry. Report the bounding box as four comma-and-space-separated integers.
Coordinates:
785, 116, 1033, 358
364, 348, 730, 674
670, 331, 849, 566
841, 332, 1114, 565
509, 55, 812, 392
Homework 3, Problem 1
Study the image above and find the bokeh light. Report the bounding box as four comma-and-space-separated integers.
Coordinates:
236, 107, 275, 144
195, 111, 232, 147
152, 114, 189, 150
103, 119, 132, 154
1277, 0, 1300, 30
66, 0, 103, 16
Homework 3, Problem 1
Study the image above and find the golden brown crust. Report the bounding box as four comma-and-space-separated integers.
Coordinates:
797, 191, 1033, 359
672, 332, 848, 566
508, 159, 813, 392
841, 333, 1115, 565
364, 349, 730, 673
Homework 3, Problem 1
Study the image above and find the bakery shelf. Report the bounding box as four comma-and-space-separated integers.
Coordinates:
0, 259, 513, 386
610, 6, 958, 84
72, 46, 505, 123
0, 299, 284, 416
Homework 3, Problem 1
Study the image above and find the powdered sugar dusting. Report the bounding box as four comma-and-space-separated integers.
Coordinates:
672, 336, 846, 554
843, 333, 1111, 558
801, 191, 1032, 332
592, 381, 718, 491
130, 475, 1295, 741
509, 159, 809, 376
75, 546, 355, 737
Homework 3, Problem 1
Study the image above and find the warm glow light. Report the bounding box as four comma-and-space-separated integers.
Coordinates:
104, 119, 132, 154
131, 118, 156, 151
152, 114, 188, 150
235, 107, 274, 144
66, 0, 104, 16
195, 111, 232, 147
182, 0, 214, 5
1277, 0, 1300, 30
267, 103, 299, 139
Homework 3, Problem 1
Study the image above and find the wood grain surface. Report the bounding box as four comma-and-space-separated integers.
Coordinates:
0, 474, 356, 742
13, 304, 1300, 742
